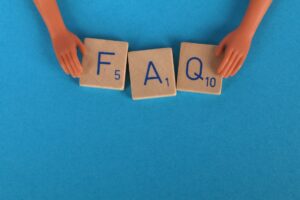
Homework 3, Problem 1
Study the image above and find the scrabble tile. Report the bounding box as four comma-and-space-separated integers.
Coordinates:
177, 42, 223, 95
80, 38, 129, 90
128, 48, 177, 100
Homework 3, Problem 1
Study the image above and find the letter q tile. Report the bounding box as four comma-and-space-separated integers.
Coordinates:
177, 42, 223, 95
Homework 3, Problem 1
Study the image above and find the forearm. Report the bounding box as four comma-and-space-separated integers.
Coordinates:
238, 0, 272, 38
34, 0, 67, 38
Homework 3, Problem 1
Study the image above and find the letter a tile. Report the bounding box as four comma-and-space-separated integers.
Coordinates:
128, 48, 177, 100
177, 42, 223, 95
80, 38, 129, 90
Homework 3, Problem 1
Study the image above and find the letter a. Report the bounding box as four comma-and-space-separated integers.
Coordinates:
144, 61, 163, 86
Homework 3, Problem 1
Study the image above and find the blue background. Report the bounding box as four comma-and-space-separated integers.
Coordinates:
1, 0, 299, 199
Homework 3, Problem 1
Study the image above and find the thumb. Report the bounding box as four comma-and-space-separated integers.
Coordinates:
74, 36, 86, 55
215, 37, 227, 56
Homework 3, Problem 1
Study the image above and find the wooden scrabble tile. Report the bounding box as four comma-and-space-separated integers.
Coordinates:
128, 48, 177, 100
80, 38, 129, 90
177, 42, 223, 95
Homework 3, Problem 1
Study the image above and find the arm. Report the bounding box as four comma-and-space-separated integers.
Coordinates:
216, 0, 272, 78
34, 0, 85, 78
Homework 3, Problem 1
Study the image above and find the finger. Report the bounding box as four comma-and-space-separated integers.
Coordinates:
225, 54, 242, 78
217, 49, 233, 74
71, 50, 83, 75
231, 57, 246, 76
66, 53, 79, 78
74, 36, 86, 55
59, 56, 69, 75
69, 52, 82, 77
61, 55, 72, 76
221, 52, 238, 78
218, 49, 235, 75
63, 54, 76, 78
220, 52, 237, 77
56, 53, 69, 75
215, 38, 227, 56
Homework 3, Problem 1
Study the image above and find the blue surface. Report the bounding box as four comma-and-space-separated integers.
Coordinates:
1, 0, 300, 199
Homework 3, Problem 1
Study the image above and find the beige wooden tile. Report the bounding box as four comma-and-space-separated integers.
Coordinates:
177, 42, 223, 95
80, 38, 129, 90
128, 48, 177, 100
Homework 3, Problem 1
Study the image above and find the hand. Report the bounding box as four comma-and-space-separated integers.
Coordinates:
51, 30, 86, 78
216, 28, 253, 78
